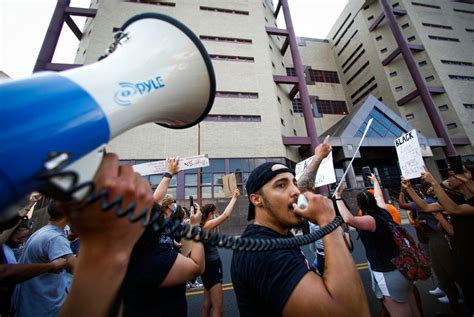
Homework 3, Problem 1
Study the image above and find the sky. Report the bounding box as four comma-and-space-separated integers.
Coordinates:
0, 0, 348, 79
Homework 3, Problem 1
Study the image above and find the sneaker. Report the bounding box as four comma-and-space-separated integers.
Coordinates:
429, 287, 446, 297
191, 282, 203, 289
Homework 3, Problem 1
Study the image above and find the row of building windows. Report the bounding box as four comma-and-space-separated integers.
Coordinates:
346, 61, 370, 85
453, 8, 474, 14
332, 13, 351, 40
341, 43, 363, 70
200, 35, 252, 44
343, 48, 365, 74
204, 115, 261, 122
350, 76, 376, 99
209, 54, 254, 62
200, 6, 249, 15
335, 19, 355, 47
441, 60, 473, 66
428, 35, 460, 42
352, 83, 378, 105
338, 30, 358, 56
449, 75, 474, 81
292, 98, 348, 115
215, 91, 258, 98
422, 22, 452, 30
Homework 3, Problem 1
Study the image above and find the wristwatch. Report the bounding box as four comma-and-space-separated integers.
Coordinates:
163, 172, 173, 179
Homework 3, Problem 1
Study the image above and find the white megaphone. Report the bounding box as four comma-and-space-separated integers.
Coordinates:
0, 13, 215, 220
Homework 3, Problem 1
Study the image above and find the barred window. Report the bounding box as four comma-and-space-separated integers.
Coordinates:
308, 70, 340, 83
286, 67, 297, 76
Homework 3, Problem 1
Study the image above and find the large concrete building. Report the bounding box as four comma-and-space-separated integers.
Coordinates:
35, 0, 473, 208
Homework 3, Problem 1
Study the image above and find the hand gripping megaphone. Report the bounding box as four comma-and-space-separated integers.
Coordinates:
0, 13, 215, 221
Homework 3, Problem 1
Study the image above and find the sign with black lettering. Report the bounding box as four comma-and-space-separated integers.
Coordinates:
394, 130, 424, 179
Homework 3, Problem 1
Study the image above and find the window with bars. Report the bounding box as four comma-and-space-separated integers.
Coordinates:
308, 69, 340, 83
439, 104, 449, 111
464, 104, 474, 109
286, 67, 297, 76
447, 123, 458, 129
292, 98, 348, 115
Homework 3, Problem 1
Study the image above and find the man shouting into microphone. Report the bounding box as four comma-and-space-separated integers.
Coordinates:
231, 138, 369, 316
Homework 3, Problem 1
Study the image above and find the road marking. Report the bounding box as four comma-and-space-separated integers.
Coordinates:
186, 262, 369, 297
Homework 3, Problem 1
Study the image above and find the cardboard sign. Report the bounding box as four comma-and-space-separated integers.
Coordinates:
295, 152, 336, 188
133, 155, 209, 176
394, 129, 424, 179
222, 173, 237, 198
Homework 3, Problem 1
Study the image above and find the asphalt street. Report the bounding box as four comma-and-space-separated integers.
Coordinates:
185, 226, 453, 316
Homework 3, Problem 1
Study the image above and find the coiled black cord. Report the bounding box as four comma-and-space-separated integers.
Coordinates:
41, 173, 343, 252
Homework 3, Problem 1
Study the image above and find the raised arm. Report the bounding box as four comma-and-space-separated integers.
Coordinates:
203, 189, 240, 230
60, 153, 153, 317
422, 167, 474, 215
398, 190, 416, 211
369, 174, 386, 210
334, 185, 376, 232
402, 178, 443, 213
433, 213, 454, 236
153, 157, 179, 203
283, 193, 370, 316
160, 203, 204, 286
297, 136, 332, 193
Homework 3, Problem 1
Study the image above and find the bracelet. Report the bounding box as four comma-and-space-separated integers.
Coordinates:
163, 172, 173, 179
335, 198, 343, 201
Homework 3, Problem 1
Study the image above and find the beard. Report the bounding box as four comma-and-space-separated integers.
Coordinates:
261, 195, 303, 228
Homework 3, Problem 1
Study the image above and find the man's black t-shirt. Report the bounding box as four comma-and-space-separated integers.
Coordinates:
358, 211, 398, 272
121, 227, 187, 317
231, 224, 310, 317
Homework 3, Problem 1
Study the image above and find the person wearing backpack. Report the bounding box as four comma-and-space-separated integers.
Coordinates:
335, 175, 421, 317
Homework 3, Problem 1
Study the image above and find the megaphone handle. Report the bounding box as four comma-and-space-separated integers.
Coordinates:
38, 147, 105, 202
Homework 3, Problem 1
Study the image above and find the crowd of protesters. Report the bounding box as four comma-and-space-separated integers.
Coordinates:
0, 141, 473, 317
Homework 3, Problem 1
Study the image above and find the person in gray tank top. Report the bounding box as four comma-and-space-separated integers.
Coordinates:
200, 189, 240, 317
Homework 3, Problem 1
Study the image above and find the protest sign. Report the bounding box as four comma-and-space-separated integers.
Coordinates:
394, 129, 424, 179
295, 152, 336, 187
133, 155, 209, 176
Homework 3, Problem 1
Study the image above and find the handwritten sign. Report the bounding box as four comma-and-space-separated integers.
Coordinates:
133, 155, 210, 176
394, 129, 424, 179
295, 152, 336, 188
